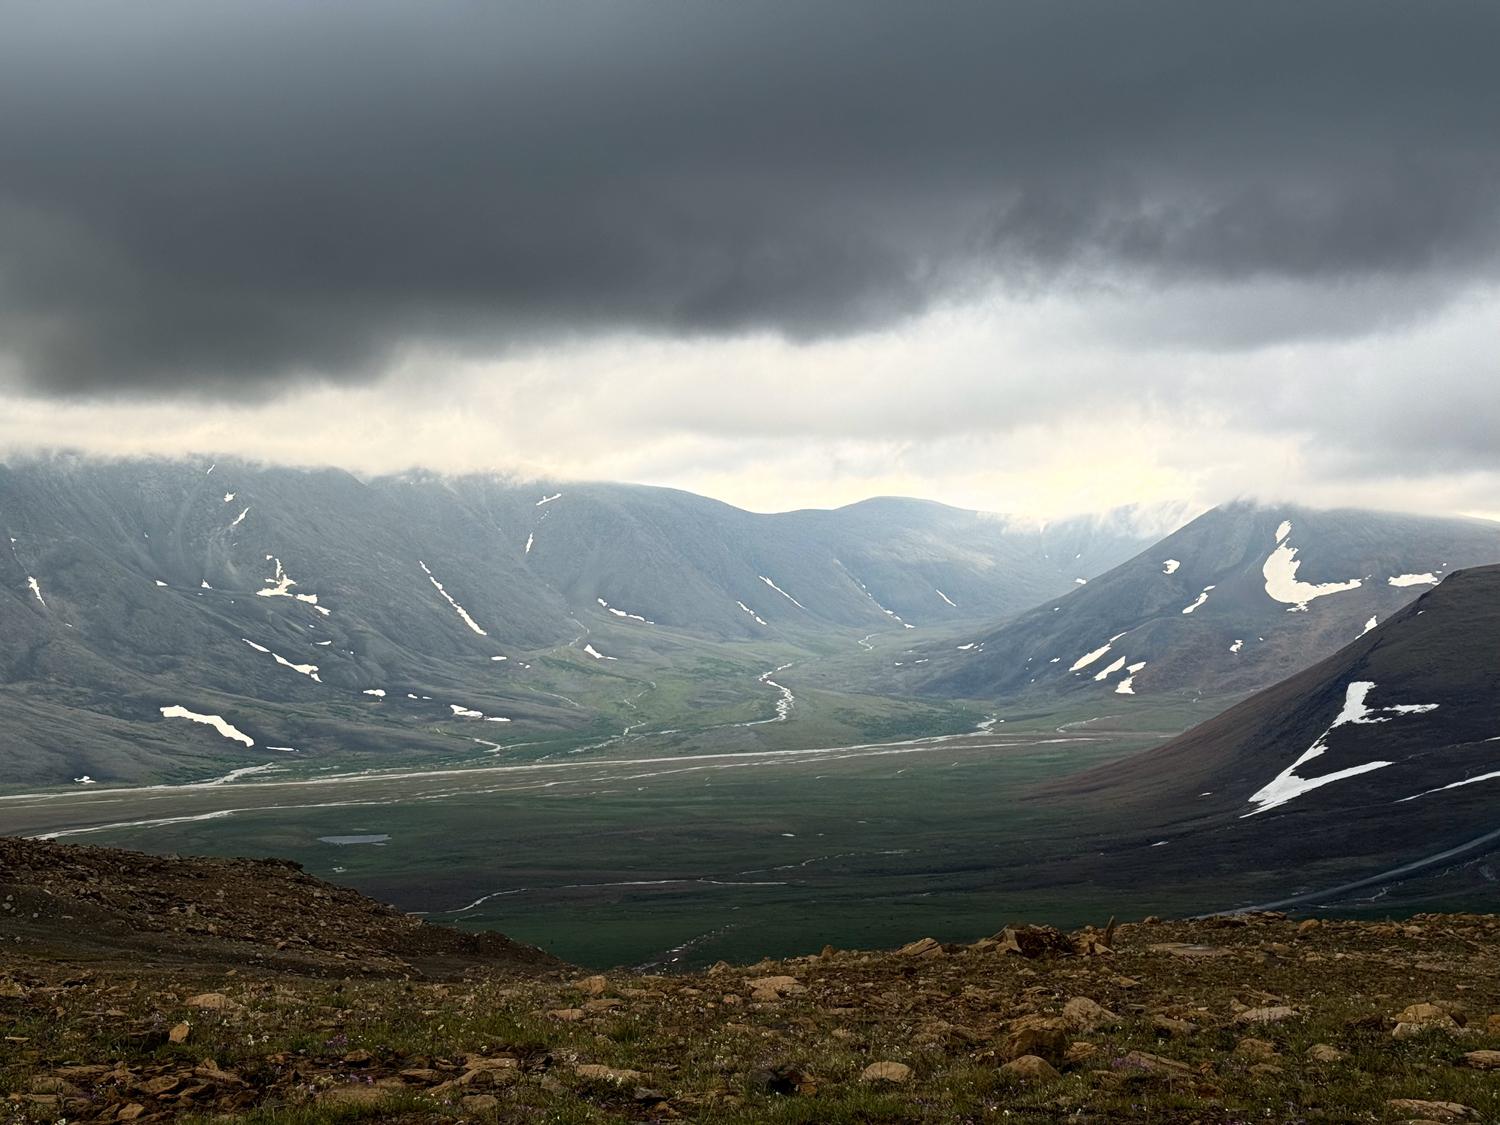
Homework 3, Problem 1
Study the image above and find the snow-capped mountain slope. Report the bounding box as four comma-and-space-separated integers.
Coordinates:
1042, 564, 1500, 906
0, 455, 1163, 785
916, 502, 1500, 703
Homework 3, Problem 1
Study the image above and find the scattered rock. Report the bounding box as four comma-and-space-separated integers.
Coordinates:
999, 1054, 1060, 1083
859, 1061, 912, 1083
995, 924, 1074, 958
746, 974, 805, 1002
168, 1021, 191, 1044
28, 1076, 83, 1096
317, 1084, 391, 1107
898, 937, 944, 959
576, 1064, 645, 1083
184, 991, 236, 1011
574, 974, 608, 997
1152, 1014, 1198, 1039
1306, 1043, 1347, 1063
1234, 1005, 1297, 1025
1062, 996, 1119, 1032
1385, 1099, 1478, 1122
1393, 1017, 1459, 1040
1461, 1050, 1500, 1070
1234, 1037, 1278, 1062
547, 1007, 585, 1022
1149, 942, 1230, 959
752, 1064, 814, 1096
461, 1094, 499, 1112
999, 1014, 1070, 1063
1397, 1001, 1461, 1025
1064, 1041, 1100, 1065
1112, 1051, 1195, 1081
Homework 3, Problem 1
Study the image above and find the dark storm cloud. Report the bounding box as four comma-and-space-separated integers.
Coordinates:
2, 0, 1498, 396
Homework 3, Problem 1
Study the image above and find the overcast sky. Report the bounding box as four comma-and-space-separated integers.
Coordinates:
1, 1, 1497, 518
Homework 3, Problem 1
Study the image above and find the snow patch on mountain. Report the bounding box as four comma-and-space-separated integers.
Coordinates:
258, 556, 328, 613
597, 597, 652, 623
449, 703, 512, 722
241, 637, 321, 681
759, 574, 807, 611
1244, 680, 1438, 816
1399, 769, 1500, 803
1387, 572, 1439, 587
1093, 655, 1127, 681
418, 560, 488, 636
26, 576, 44, 606
583, 643, 616, 661
736, 600, 768, 625
1162, 559, 1180, 575
159, 705, 255, 747
1115, 661, 1147, 694
1181, 585, 1215, 614
935, 589, 957, 607
1070, 632, 1128, 672
1262, 521, 1363, 611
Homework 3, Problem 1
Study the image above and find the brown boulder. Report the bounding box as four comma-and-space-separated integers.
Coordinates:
1152, 1014, 1198, 1039
859, 1061, 912, 1083
999, 1014, 1070, 1063
1234, 1038, 1278, 1062
999, 1054, 1060, 1083
1113, 1051, 1194, 1081
574, 974, 608, 997
1062, 996, 1119, 1032
996, 925, 1074, 958
898, 937, 944, 959
1306, 1044, 1347, 1063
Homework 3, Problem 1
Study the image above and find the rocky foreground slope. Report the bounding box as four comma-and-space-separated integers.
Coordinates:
0, 836, 557, 979
4, 840, 1500, 1123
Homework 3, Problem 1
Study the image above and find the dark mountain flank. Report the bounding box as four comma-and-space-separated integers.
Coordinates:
916, 503, 1500, 705
1041, 564, 1500, 909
